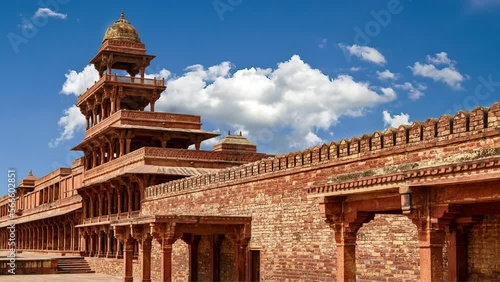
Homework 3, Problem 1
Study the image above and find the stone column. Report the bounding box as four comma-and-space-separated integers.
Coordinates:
89, 231, 95, 256
98, 231, 104, 257
108, 142, 114, 161
64, 224, 67, 251
127, 187, 133, 216
106, 230, 113, 258
116, 239, 123, 259
83, 197, 88, 218
123, 237, 135, 282
99, 145, 105, 165
50, 225, 54, 250
37, 226, 41, 250
125, 138, 131, 154
320, 197, 373, 282
98, 194, 103, 217
160, 240, 174, 282
92, 149, 97, 168
107, 191, 112, 216
140, 234, 153, 282
335, 230, 358, 282
119, 138, 125, 157
150, 100, 155, 112
56, 224, 61, 250
101, 102, 106, 120
447, 227, 468, 282
417, 228, 445, 281
234, 240, 248, 281
117, 190, 122, 216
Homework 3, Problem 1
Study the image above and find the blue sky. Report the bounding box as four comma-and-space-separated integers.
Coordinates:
1, 0, 499, 194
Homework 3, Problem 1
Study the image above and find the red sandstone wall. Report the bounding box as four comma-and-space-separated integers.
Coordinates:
142, 176, 427, 281
83, 104, 500, 281
139, 128, 499, 281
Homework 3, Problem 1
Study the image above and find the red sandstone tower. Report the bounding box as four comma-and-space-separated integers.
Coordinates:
72, 13, 268, 257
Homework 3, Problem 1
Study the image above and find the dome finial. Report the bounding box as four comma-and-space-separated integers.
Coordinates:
28, 170, 33, 176
120, 12, 125, 19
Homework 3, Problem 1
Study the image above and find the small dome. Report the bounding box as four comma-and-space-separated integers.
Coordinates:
213, 131, 257, 153
24, 170, 37, 181
102, 12, 141, 44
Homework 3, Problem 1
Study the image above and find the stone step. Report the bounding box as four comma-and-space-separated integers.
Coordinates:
57, 257, 94, 274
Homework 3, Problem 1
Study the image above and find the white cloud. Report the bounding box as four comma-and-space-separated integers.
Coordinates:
393, 82, 427, 100
61, 65, 99, 96
382, 110, 411, 128
53, 55, 397, 151
426, 52, 455, 66
349, 67, 361, 72
318, 38, 327, 49
304, 131, 324, 146
376, 69, 398, 80
410, 52, 466, 89
339, 44, 386, 65
33, 8, 67, 20
49, 105, 85, 148
156, 55, 396, 151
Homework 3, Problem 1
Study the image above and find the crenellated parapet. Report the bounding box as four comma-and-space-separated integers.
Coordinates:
146, 103, 500, 199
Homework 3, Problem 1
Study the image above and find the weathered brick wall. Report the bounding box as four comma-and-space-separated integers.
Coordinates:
220, 237, 236, 281
198, 236, 211, 280
173, 240, 189, 282
145, 174, 339, 281
356, 214, 419, 282
468, 214, 500, 281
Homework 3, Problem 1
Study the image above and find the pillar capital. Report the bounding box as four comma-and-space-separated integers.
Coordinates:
150, 222, 181, 246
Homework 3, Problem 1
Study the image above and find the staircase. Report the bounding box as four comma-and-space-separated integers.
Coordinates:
57, 257, 94, 274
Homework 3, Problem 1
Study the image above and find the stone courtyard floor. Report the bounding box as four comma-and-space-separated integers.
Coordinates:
2, 273, 122, 281
0, 251, 121, 281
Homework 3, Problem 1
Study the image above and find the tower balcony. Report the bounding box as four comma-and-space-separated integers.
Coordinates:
83, 109, 202, 140
76, 73, 166, 108
81, 147, 269, 186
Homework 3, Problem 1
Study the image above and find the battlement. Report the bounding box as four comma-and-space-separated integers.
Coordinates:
145, 102, 500, 199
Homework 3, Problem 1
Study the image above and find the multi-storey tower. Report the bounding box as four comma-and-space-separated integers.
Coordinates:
72, 13, 269, 257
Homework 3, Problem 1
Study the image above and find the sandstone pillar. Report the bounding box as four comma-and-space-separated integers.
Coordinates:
319, 197, 373, 282
63, 224, 67, 251
98, 231, 104, 257
140, 235, 153, 282
418, 228, 445, 281
125, 138, 131, 154
447, 227, 467, 281
160, 241, 174, 282
106, 230, 113, 258
123, 237, 135, 282
234, 240, 248, 281
89, 231, 95, 256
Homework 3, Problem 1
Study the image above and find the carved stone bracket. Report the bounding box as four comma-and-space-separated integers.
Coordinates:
150, 222, 181, 246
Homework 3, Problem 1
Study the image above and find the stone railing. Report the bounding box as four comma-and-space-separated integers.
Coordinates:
84, 110, 201, 139
83, 148, 146, 182
81, 211, 139, 225
77, 74, 165, 104
84, 110, 122, 138
145, 103, 500, 199
83, 147, 269, 184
